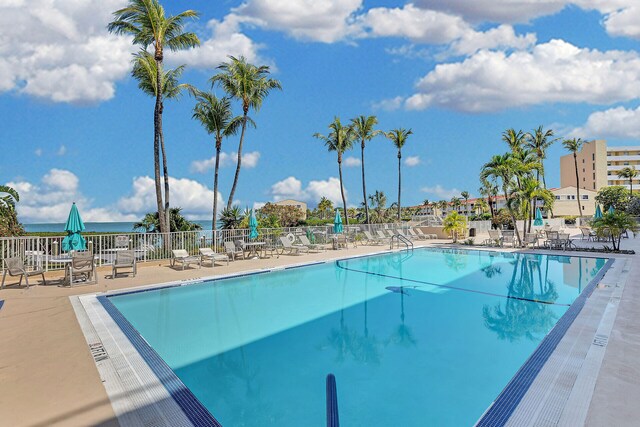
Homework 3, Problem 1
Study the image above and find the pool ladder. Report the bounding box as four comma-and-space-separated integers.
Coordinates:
390, 234, 413, 251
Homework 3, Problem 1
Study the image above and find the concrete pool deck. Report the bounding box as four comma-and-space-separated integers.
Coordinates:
0, 235, 638, 426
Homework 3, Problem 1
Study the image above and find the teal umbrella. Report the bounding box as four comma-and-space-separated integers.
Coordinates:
249, 209, 259, 240
333, 209, 343, 234
62, 202, 86, 252
594, 204, 603, 219
306, 228, 316, 244
533, 207, 543, 226
608, 205, 615, 215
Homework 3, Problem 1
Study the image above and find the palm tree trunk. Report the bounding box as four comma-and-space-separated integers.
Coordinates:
338, 154, 349, 225
573, 153, 583, 216
227, 111, 248, 210
153, 59, 166, 234
361, 141, 370, 224
159, 104, 170, 233
630, 177, 633, 197
397, 150, 402, 221
212, 138, 222, 232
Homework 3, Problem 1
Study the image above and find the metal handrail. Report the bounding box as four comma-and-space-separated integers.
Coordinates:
390, 234, 413, 251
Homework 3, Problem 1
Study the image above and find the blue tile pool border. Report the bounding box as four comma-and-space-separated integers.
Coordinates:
97, 295, 222, 427
0, 299, 4, 312
475, 257, 615, 427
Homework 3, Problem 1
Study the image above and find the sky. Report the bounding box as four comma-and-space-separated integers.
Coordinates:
2, 0, 640, 223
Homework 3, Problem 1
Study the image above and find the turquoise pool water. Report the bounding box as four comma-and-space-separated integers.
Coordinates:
110, 249, 607, 426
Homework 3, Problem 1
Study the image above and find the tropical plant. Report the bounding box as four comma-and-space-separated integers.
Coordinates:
108, 0, 200, 234
437, 200, 449, 216
422, 198, 429, 206
386, 128, 413, 220
350, 115, 382, 224
0, 185, 24, 236
595, 186, 631, 212
450, 197, 462, 213
191, 90, 245, 231
211, 56, 282, 210
368, 190, 387, 223
502, 128, 526, 154
256, 203, 304, 227
133, 207, 201, 232
219, 206, 245, 229
443, 212, 467, 243
314, 117, 355, 225
617, 166, 638, 196
479, 177, 498, 219
626, 196, 640, 216
317, 197, 334, 220
514, 177, 554, 233
481, 153, 523, 245
460, 191, 470, 216
562, 138, 584, 217
591, 212, 639, 251
524, 126, 557, 188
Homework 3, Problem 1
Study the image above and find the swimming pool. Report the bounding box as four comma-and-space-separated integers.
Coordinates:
104, 248, 609, 426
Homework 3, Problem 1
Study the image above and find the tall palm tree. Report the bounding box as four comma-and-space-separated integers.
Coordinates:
317, 197, 333, 219
368, 190, 387, 223
617, 166, 638, 197
314, 118, 355, 224
502, 128, 526, 155
422, 198, 429, 206
481, 153, 523, 245
479, 177, 498, 219
386, 128, 413, 220
524, 126, 557, 188
211, 56, 282, 210
562, 138, 584, 216
108, 0, 200, 234
350, 115, 382, 224
191, 90, 245, 231
460, 191, 470, 216
130, 50, 191, 232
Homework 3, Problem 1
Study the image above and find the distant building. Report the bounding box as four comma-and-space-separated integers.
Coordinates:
560, 139, 640, 191
274, 199, 308, 220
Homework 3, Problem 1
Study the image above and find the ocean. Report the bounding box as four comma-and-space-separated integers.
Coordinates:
24, 221, 217, 233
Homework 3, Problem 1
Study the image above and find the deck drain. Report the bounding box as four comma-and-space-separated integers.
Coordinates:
593, 334, 609, 347
89, 342, 109, 362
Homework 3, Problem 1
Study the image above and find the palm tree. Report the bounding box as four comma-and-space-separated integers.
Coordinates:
211, 56, 282, 210
562, 138, 584, 217
350, 115, 382, 224
0, 185, 18, 210
422, 198, 429, 206
317, 197, 333, 219
386, 128, 413, 220
437, 200, 449, 217
132, 207, 201, 232
314, 117, 355, 225
515, 177, 554, 233
131, 50, 191, 232
219, 206, 245, 229
460, 191, 470, 216
369, 190, 387, 223
0, 185, 23, 236
443, 212, 467, 243
502, 128, 526, 154
191, 90, 245, 231
524, 126, 557, 188
479, 177, 498, 219
617, 166, 638, 197
481, 153, 523, 245
450, 197, 462, 213
108, 0, 200, 234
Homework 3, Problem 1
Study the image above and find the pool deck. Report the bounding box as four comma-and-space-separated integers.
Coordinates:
0, 234, 639, 426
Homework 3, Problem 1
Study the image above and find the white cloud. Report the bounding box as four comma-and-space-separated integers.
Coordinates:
402, 39, 640, 112
404, 156, 421, 166
234, 0, 363, 43
421, 184, 461, 200
602, 5, 640, 39
270, 176, 345, 205
569, 105, 640, 139
372, 96, 404, 111
253, 201, 266, 210
414, 0, 567, 24
344, 156, 361, 167
34, 148, 42, 156
0, 0, 134, 103
190, 151, 261, 173
57, 145, 67, 156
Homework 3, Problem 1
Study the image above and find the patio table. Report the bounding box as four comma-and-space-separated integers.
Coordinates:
243, 242, 266, 259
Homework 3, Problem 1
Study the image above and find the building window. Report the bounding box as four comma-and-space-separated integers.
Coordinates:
592, 153, 595, 161
582, 159, 585, 163
607, 162, 611, 166
583, 177, 585, 181
555, 196, 561, 200
608, 171, 612, 175
582, 195, 589, 200
582, 168, 585, 172
593, 172, 595, 179
625, 151, 629, 155
624, 162, 629, 166
592, 162, 595, 170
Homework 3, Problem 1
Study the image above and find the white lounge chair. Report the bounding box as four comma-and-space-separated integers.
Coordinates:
199, 248, 229, 266
377, 230, 392, 242
363, 230, 383, 245
171, 249, 201, 270
1, 257, 46, 289
224, 241, 245, 261
112, 250, 136, 278
407, 228, 425, 240
279, 236, 309, 255
299, 235, 324, 252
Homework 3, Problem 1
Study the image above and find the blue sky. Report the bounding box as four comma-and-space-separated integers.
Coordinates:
2, 0, 640, 223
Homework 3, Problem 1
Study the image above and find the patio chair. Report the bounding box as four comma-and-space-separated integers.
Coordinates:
579, 227, 596, 241
111, 250, 136, 278
224, 241, 245, 261
413, 228, 430, 239
408, 228, 427, 240
279, 236, 309, 255
363, 230, 383, 245
199, 248, 229, 267
114, 235, 130, 249
522, 233, 538, 248
396, 229, 415, 240
502, 230, 516, 247
485, 230, 503, 247
299, 235, 324, 252
69, 251, 98, 285
376, 230, 392, 243
170, 249, 201, 270
1, 257, 46, 289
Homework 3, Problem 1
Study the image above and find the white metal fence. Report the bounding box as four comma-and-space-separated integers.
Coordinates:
0, 223, 411, 273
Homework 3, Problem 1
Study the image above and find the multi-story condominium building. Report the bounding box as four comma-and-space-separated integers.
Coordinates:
560, 139, 640, 191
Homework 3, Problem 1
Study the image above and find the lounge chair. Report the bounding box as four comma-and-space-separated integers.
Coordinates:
502, 230, 516, 247
363, 230, 383, 245
171, 249, 201, 270
377, 230, 392, 243
484, 230, 503, 247
111, 250, 136, 278
279, 236, 309, 255
299, 235, 324, 252
224, 241, 245, 261
522, 233, 538, 248
199, 248, 229, 266
407, 228, 426, 240
1, 257, 46, 289
69, 251, 98, 285
579, 227, 596, 241
395, 229, 415, 240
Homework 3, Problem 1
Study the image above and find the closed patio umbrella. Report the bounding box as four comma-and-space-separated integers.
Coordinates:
249, 209, 259, 240
608, 205, 615, 215
333, 209, 343, 234
533, 207, 543, 226
62, 202, 86, 252
594, 204, 603, 219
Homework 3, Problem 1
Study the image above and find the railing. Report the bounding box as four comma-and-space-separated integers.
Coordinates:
0, 223, 413, 273
390, 234, 413, 251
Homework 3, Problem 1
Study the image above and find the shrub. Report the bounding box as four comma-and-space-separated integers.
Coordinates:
595, 186, 631, 212
591, 212, 640, 251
